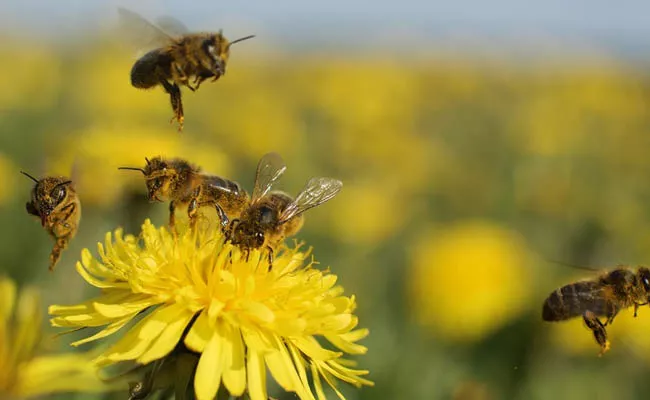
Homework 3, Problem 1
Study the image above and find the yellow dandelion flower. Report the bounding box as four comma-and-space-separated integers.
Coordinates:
0, 276, 114, 399
50, 219, 373, 400
408, 220, 533, 342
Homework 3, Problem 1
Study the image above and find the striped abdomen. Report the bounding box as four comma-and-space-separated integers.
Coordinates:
201, 176, 250, 216
130, 49, 173, 89
542, 281, 617, 322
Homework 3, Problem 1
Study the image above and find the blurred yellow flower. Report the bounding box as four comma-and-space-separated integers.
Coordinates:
408, 220, 533, 342
0, 42, 61, 110
50, 220, 372, 400
0, 276, 113, 398
70, 44, 168, 119
330, 182, 404, 245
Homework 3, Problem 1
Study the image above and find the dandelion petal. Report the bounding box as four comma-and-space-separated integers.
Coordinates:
222, 325, 246, 396
138, 309, 195, 364
247, 350, 267, 400
194, 329, 224, 400
184, 310, 211, 353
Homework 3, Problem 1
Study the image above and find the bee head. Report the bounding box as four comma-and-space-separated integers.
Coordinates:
258, 205, 275, 226
230, 219, 265, 251
21, 172, 72, 226
204, 32, 255, 76
119, 157, 181, 202
639, 267, 650, 295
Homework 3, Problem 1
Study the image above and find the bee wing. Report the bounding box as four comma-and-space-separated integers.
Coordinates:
68, 156, 80, 188
154, 15, 190, 37
117, 7, 176, 52
278, 177, 342, 224
251, 152, 287, 202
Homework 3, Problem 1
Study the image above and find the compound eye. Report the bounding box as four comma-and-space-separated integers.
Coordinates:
643, 277, 650, 291
52, 186, 66, 202
260, 207, 274, 225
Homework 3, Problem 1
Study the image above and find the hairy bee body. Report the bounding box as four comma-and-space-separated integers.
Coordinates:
231, 191, 305, 251
542, 267, 650, 354
120, 157, 249, 230
130, 33, 230, 91
130, 49, 172, 89
198, 175, 249, 218
119, 8, 254, 131
228, 152, 341, 265
22, 173, 81, 271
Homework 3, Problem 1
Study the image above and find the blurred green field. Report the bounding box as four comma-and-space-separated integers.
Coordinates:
3, 31, 650, 400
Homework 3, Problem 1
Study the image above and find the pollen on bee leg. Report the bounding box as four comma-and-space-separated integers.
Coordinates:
583, 310, 610, 355
598, 340, 611, 357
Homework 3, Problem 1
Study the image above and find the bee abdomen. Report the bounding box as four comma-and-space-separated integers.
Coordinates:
204, 176, 245, 196
542, 281, 603, 321
130, 49, 171, 89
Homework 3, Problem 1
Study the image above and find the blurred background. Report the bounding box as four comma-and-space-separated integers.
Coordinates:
3, 1, 650, 399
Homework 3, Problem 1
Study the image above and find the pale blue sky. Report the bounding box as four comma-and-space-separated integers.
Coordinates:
2, 1, 650, 55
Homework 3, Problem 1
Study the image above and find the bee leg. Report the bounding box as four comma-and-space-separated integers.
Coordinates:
193, 74, 210, 91
187, 198, 199, 231
604, 310, 618, 326
225, 219, 239, 241
168, 201, 178, 235
583, 311, 610, 356
266, 246, 274, 271
185, 81, 196, 92
60, 202, 76, 220
175, 64, 196, 92
634, 302, 648, 317
213, 204, 230, 233
49, 237, 68, 272
160, 79, 184, 131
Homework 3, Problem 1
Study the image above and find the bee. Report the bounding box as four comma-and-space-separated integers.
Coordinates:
118, 7, 255, 131
542, 266, 650, 355
21, 171, 81, 272
228, 152, 342, 265
119, 157, 249, 231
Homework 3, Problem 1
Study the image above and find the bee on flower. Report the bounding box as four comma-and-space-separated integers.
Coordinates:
50, 219, 373, 400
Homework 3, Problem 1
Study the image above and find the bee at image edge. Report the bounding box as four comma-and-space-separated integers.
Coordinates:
118, 7, 255, 131
119, 156, 249, 231
20, 171, 81, 272
542, 266, 650, 355
228, 152, 343, 266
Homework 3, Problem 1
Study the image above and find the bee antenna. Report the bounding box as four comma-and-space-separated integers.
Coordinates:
118, 167, 146, 174
145, 157, 151, 165
54, 180, 73, 189
20, 170, 39, 183
228, 35, 255, 49
545, 258, 601, 272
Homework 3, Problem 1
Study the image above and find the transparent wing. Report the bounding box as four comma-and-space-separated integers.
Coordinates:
278, 177, 342, 223
154, 15, 189, 37
117, 7, 175, 52
251, 152, 287, 202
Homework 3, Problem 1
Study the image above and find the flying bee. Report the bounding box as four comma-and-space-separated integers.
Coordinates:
118, 7, 255, 131
542, 266, 650, 355
228, 152, 342, 265
21, 171, 81, 272
119, 156, 249, 231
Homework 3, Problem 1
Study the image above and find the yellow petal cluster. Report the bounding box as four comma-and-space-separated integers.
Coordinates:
0, 277, 112, 399
50, 219, 372, 400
